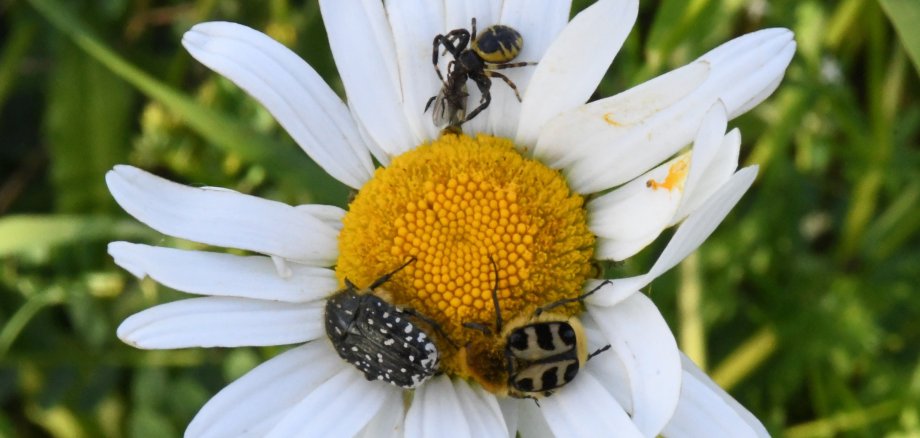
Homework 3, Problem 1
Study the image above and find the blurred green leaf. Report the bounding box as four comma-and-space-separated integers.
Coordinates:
880, 0, 920, 75
26, 0, 348, 205
0, 215, 150, 256
0, 18, 37, 115
45, 40, 134, 213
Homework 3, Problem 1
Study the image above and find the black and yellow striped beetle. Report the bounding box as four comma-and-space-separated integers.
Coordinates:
325, 257, 452, 388
463, 261, 612, 398
425, 17, 535, 128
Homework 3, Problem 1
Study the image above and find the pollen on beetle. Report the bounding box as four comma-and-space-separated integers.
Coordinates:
336, 134, 595, 377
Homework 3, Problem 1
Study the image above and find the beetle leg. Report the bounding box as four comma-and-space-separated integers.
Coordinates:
534, 280, 612, 316
587, 344, 612, 361
403, 307, 460, 349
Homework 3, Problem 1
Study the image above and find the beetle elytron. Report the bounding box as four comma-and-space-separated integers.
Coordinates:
325, 257, 451, 388
462, 260, 612, 398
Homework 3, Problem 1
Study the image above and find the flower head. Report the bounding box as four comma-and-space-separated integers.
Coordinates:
109, 0, 794, 436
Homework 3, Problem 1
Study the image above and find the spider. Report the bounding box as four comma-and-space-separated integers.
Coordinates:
425, 18, 535, 128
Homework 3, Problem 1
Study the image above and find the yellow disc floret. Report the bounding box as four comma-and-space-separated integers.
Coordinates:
336, 134, 594, 377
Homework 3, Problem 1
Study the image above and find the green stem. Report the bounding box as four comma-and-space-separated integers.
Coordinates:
678, 252, 707, 370
711, 326, 777, 390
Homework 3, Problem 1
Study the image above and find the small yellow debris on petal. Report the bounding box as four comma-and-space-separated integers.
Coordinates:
647, 156, 690, 192
602, 112, 621, 126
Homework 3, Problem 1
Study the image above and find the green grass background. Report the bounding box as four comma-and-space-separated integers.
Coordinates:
1, 0, 918, 436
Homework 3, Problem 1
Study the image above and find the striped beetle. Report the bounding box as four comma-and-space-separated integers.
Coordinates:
464, 260, 611, 398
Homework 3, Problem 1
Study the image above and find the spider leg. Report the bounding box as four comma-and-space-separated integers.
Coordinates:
433, 30, 470, 85
490, 61, 538, 70
464, 73, 492, 122
484, 70, 523, 102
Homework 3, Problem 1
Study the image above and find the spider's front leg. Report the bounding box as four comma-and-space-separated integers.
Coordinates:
464, 73, 493, 123
432, 30, 470, 85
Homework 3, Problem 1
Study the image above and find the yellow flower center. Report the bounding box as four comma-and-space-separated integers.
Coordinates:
336, 134, 595, 382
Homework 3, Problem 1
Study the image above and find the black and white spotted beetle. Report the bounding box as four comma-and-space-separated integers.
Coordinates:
325, 257, 449, 388
465, 260, 612, 398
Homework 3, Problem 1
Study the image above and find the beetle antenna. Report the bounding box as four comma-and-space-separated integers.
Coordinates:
534, 280, 612, 316
369, 256, 417, 290
462, 321, 492, 335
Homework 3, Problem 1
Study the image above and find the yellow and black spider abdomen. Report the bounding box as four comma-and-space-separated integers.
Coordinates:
472, 25, 523, 63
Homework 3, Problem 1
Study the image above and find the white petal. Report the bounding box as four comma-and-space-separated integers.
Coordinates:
452, 380, 508, 437
540, 371, 642, 438
186, 342, 341, 438
582, 279, 635, 308
295, 204, 346, 232
516, 401, 554, 438
356, 388, 406, 438
117, 297, 323, 349
106, 166, 338, 265
535, 61, 709, 191
407, 376, 506, 438
587, 293, 681, 437
350, 100, 393, 166
485, 0, 571, 139
673, 127, 741, 223
580, 312, 632, 412
662, 354, 769, 438
386, 0, 445, 142
320, 0, 416, 156
182, 22, 373, 189
678, 101, 729, 208
533, 60, 709, 165
266, 367, 395, 438
109, 242, 337, 303
443, 0, 502, 136
587, 167, 758, 303
700, 29, 796, 119
588, 154, 689, 261
537, 29, 793, 194
516, 0, 638, 146
589, 101, 736, 260
497, 398, 520, 438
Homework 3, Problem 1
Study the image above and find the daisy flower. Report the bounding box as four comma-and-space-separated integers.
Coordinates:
108, 0, 795, 436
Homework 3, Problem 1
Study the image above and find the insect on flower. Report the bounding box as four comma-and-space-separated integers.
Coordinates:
324, 257, 453, 388
425, 17, 535, 129
462, 258, 612, 399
